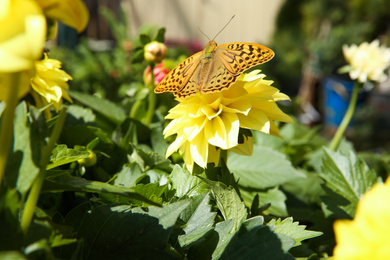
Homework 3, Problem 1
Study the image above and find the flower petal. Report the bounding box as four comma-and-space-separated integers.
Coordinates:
0, 0, 46, 72
36, 0, 89, 33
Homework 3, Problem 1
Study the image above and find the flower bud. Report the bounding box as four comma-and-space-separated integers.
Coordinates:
143, 63, 170, 86
78, 150, 97, 167
144, 41, 167, 63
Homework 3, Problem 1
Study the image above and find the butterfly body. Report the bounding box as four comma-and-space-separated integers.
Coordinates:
155, 41, 274, 98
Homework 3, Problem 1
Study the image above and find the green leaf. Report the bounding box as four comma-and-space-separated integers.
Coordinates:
252, 130, 284, 149
178, 192, 217, 247
0, 251, 27, 259
139, 34, 151, 45
66, 104, 96, 124
320, 148, 378, 218
282, 169, 325, 205
205, 180, 247, 232
171, 165, 206, 198
153, 27, 166, 42
130, 146, 172, 172
150, 122, 169, 156
47, 144, 90, 170
6, 102, 40, 195
66, 201, 190, 259
240, 187, 288, 216
42, 173, 160, 206
68, 90, 126, 125
228, 145, 305, 189
267, 217, 323, 247
132, 49, 145, 63
219, 219, 295, 260
117, 118, 151, 148
211, 219, 235, 259
0, 189, 24, 250
51, 234, 77, 248
131, 183, 167, 206
114, 163, 145, 188
60, 124, 111, 148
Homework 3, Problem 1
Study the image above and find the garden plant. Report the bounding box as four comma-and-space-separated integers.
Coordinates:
1, 1, 390, 259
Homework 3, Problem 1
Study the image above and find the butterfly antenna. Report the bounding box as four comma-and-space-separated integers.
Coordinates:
212, 15, 235, 41
197, 26, 211, 41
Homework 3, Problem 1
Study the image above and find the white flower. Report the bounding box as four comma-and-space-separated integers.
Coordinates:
340, 40, 390, 83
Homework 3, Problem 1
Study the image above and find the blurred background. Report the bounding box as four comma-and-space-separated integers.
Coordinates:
51, 0, 390, 151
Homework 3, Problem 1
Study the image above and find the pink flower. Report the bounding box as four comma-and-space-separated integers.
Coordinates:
144, 63, 170, 86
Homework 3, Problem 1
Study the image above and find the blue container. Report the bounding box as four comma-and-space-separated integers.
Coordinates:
323, 77, 365, 127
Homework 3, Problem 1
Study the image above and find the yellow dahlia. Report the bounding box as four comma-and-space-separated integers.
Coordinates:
164, 70, 293, 172
30, 54, 73, 114
333, 178, 390, 260
0, 0, 46, 73
340, 40, 390, 83
35, 0, 89, 33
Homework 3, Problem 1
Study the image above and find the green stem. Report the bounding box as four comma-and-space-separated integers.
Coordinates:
0, 73, 21, 186
144, 64, 156, 126
329, 82, 362, 151
130, 99, 143, 119
144, 90, 156, 126
219, 149, 228, 166
21, 107, 67, 234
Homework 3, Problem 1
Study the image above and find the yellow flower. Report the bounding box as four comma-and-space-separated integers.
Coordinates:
333, 178, 390, 260
163, 70, 293, 172
30, 54, 73, 113
0, 0, 46, 72
340, 40, 390, 83
35, 0, 89, 33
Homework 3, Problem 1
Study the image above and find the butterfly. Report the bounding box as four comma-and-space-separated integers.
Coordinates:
154, 40, 274, 98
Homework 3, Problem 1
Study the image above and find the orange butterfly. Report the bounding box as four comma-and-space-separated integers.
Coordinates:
154, 40, 274, 98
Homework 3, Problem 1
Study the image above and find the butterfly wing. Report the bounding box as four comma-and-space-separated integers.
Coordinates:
154, 51, 202, 95
200, 42, 274, 94
217, 42, 274, 75
174, 64, 203, 98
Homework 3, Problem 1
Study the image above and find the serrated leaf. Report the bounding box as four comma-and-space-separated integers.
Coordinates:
205, 180, 247, 232
66, 201, 189, 259
240, 187, 288, 216
47, 144, 90, 170
228, 145, 305, 189
130, 146, 171, 172
131, 183, 167, 206
114, 163, 145, 188
219, 225, 295, 260
211, 219, 235, 259
42, 173, 160, 206
144, 169, 169, 185
320, 148, 377, 218
178, 192, 217, 247
267, 217, 323, 247
68, 90, 126, 124
171, 165, 206, 198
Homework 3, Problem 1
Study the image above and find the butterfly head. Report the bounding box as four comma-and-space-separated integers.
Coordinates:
204, 40, 218, 58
